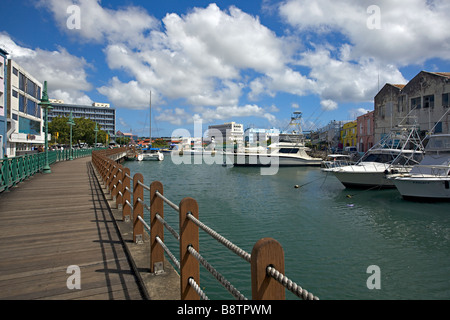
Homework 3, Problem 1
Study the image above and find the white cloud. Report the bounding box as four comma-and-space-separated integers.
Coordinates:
320, 99, 338, 111
0, 33, 93, 105
37, 0, 158, 46
279, 0, 450, 65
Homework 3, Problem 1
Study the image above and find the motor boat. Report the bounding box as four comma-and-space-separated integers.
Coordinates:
225, 112, 323, 167
389, 134, 450, 201
324, 124, 425, 189
321, 154, 356, 169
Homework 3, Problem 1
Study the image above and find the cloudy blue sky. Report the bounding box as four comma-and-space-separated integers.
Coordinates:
1, 0, 450, 137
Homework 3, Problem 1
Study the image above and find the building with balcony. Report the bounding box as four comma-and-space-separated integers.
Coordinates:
6, 60, 45, 157
48, 100, 116, 136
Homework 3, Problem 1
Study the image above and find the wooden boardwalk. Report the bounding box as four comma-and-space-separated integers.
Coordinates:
0, 157, 146, 300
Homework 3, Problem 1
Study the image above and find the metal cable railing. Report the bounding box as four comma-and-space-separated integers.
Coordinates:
92, 148, 319, 301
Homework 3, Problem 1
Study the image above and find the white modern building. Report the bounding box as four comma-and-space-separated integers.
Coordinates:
6, 60, 45, 157
48, 100, 116, 136
207, 122, 244, 145
0, 48, 8, 158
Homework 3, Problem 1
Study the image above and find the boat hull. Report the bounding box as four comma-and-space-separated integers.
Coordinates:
331, 170, 395, 189
225, 153, 322, 167
392, 177, 450, 201
137, 153, 164, 161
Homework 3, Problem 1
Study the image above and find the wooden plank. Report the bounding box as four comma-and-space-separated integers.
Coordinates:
0, 157, 145, 300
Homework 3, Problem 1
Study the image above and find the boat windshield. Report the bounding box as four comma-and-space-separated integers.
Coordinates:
425, 135, 450, 152
361, 151, 423, 165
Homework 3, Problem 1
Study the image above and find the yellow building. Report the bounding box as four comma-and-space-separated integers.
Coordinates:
341, 121, 357, 147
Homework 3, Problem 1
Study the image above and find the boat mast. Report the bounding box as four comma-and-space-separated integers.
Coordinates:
149, 90, 152, 148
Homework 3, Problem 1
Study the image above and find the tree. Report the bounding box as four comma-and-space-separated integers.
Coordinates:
49, 116, 107, 146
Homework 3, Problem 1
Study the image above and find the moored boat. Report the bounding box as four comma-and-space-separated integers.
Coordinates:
324, 124, 425, 189
389, 134, 450, 201
225, 112, 322, 167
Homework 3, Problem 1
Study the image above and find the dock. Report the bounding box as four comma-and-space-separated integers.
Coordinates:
0, 157, 147, 300
0, 149, 318, 301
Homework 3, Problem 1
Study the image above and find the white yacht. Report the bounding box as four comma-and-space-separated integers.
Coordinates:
137, 148, 164, 161
225, 112, 323, 167
324, 125, 425, 189
390, 134, 450, 201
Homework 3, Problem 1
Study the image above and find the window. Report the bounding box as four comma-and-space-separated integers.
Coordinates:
27, 79, 36, 96
443, 93, 449, 107
27, 99, 36, 117
411, 97, 421, 110
19, 94, 25, 112
12, 90, 18, 98
423, 95, 434, 108
18, 116, 40, 135
19, 72, 26, 91
434, 122, 442, 133
13, 67, 18, 76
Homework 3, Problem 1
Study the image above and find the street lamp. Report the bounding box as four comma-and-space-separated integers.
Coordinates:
67, 111, 75, 160
39, 81, 53, 174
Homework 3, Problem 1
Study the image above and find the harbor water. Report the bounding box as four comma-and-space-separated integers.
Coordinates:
124, 154, 450, 300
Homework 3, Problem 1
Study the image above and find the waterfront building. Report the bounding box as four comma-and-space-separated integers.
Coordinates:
208, 122, 244, 145
116, 131, 138, 144
357, 110, 374, 153
6, 60, 45, 157
312, 120, 350, 151
374, 71, 450, 142
341, 120, 357, 148
48, 100, 116, 136
244, 127, 280, 145
0, 48, 7, 158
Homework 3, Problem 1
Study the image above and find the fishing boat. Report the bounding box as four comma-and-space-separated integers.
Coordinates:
321, 154, 356, 169
137, 91, 164, 162
389, 134, 450, 201
324, 124, 425, 188
225, 112, 323, 167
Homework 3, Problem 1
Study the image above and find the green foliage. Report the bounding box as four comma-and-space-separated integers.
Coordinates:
49, 116, 107, 145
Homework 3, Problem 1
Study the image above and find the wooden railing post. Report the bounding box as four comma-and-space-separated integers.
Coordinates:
116, 167, 123, 210
122, 168, 131, 222
150, 181, 164, 274
251, 238, 285, 300
133, 173, 144, 244
179, 197, 200, 300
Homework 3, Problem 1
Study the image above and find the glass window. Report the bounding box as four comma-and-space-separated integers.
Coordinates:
423, 95, 434, 108
18, 116, 41, 135
411, 97, 421, 110
442, 93, 449, 107
27, 99, 36, 116
19, 72, 25, 91
27, 79, 36, 96
19, 94, 25, 112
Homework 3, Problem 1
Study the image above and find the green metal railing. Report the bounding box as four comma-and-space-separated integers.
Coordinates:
0, 148, 101, 193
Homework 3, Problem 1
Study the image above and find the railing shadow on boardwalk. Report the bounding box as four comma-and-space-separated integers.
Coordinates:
0, 152, 146, 300
86, 160, 147, 300
93, 147, 319, 301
